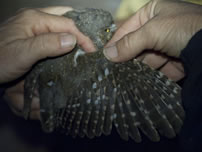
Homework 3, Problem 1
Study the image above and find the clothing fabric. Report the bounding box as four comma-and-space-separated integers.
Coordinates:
0, 87, 5, 97
180, 29, 202, 152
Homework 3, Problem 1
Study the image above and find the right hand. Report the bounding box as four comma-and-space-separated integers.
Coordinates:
104, 0, 202, 81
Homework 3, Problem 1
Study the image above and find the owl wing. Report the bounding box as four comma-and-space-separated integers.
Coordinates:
54, 55, 185, 142
23, 64, 42, 119
110, 59, 184, 142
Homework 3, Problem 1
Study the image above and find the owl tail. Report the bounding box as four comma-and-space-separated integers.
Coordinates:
55, 58, 184, 142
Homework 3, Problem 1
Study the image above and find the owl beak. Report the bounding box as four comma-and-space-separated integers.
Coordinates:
110, 24, 117, 32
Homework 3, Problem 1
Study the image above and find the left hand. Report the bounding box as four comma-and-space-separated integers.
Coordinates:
0, 6, 95, 84
2, 6, 95, 119
4, 80, 40, 119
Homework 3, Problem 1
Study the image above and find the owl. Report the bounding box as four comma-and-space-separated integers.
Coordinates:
23, 8, 185, 142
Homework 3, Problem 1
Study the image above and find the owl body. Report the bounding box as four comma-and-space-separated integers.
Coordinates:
24, 8, 185, 142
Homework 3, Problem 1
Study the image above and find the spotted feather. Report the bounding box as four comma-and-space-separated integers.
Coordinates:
23, 8, 185, 142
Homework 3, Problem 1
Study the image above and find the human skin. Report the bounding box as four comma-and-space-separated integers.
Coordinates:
0, 7, 95, 83
2, 7, 95, 119
104, 0, 202, 81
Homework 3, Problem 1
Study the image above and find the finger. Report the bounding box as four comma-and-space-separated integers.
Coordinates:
10, 107, 23, 117
8, 93, 40, 111
10, 104, 40, 120
172, 61, 185, 74
0, 33, 76, 82
160, 61, 185, 82
104, 1, 160, 62
5, 93, 24, 111
31, 96, 40, 110
104, 25, 152, 62
107, 13, 146, 46
141, 52, 168, 69
33, 11, 95, 52
5, 93, 23, 117
136, 55, 145, 61
5, 92, 40, 118
20, 33, 76, 64
37, 6, 73, 15
30, 110, 40, 120
4, 81, 24, 94
107, 0, 157, 46
1, 33, 76, 78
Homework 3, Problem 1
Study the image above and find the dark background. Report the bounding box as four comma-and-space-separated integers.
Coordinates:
0, 0, 120, 23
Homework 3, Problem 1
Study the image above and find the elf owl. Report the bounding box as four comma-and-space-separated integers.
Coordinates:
23, 8, 185, 142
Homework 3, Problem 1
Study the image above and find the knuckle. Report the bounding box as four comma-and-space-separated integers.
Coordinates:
17, 8, 39, 20
120, 34, 133, 52
115, 34, 134, 61
38, 34, 59, 55
142, 24, 155, 48
28, 36, 47, 59
38, 36, 48, 52
13, 8, 41, 29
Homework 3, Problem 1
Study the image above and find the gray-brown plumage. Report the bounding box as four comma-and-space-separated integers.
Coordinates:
23, 8, 185, 142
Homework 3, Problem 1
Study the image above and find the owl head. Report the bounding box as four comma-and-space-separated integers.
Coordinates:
64, 8, 116, 49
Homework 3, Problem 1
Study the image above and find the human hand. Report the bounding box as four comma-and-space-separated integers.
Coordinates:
0, 6, 95, 84
2, 6, 95, 119
4, 80, 40, 119
104, 0, 202, 81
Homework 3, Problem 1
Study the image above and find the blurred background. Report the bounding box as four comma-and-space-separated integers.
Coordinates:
0, 0, 121, 23
0, 0, 202, 152
1, 0, 201, 22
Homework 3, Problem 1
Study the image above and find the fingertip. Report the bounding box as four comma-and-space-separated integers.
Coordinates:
103, 45, 118, 61
83, 43, 96, 52
104, 34, 138, 62
78, 37, 96, 52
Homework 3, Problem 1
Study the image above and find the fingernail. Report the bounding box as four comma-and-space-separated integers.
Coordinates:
60, 33, 76, 49
104, 45, 118, 60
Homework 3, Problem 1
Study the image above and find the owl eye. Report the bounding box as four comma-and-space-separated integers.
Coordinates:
105, 28, 110, 33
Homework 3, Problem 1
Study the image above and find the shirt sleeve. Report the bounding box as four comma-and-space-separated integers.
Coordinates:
0, 86, 5, 98
179, 29, 202, 152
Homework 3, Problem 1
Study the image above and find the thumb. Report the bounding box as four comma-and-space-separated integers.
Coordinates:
0, 33, 76, 83
24, 33, 76, 62
104, 27, 151, 62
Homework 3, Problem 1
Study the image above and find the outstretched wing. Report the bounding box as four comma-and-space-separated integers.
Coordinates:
24, 7, 185, 142
110, 59, 184, 142
52, 51, 184, 142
